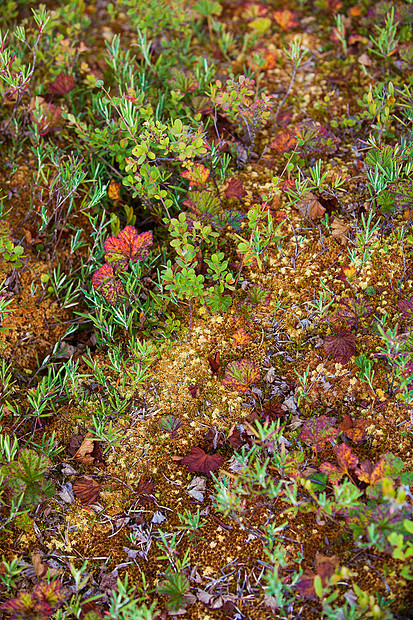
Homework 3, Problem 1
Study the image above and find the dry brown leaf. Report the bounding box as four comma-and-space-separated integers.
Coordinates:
32, 552, 61, 579
295, 192, 326, 220
331, 217, 350, 245
71, 432, 95, 465
358, 53, 372, 66
72, 476, 101, 505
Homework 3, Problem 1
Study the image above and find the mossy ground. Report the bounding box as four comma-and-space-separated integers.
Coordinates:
0, 0, 412, 618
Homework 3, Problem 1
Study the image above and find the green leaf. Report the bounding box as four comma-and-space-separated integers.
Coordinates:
404, 519, 413, 534
314, 575, 323, 598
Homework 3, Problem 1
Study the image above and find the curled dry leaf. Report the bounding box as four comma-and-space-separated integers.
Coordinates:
295, 192, 326, 220
72, 476, 101, 505
331, 217, 350, 245
70, 432, 95, 465
187, 476, 206, 502
32, 553, 61, 579
188, 384, 201, 398
207, 351, 222, 378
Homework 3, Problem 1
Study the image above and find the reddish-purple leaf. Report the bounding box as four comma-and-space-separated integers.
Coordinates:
323, 329, 356, 364
48, 72, 76, 95
180, 446, 224, 478
224, 178, 247, 200
0, 580, 65, 617
135, 477, 155, 506
299, 416, 339, 453
398, 299, 413, 320
207, 351, 222, 378
222, 358, 260, 393
227, 425, 247, 449
73, 476, 101, 505
104, 226, 153, 272
92, 264, 125, 305
295, 569, 317, 600
295, 120, 339, 156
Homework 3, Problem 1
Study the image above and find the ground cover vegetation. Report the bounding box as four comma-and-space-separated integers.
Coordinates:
0, 0, 412, 617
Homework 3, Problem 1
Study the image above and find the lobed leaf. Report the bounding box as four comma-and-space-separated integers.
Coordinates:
92, 264, 125, 306
323, 329, 357, 364
299, 416, 339, 453
180, 446, 224, 478
104, 225, 153, 272
222, 358, 260, 393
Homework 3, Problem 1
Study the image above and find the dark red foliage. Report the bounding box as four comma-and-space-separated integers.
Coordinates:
135, 477, 156, 506
323, 329, 357, 364
207, 351, 222, 378
224, 177, 247, 199
48, 72, 75, 95
180, 446, 224, 477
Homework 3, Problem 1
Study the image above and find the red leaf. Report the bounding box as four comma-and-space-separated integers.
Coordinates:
92, 264, 125, 305
104, 226, 153, 272
227, 425, 247, 449
135, 477, 155, 506
323, 329, 356, 364
73, 476, 101, 505
207, 351, 222, 378
334, 443, 359, 472
273, 9, 299, 30
355, 459, 386, 485
269, 131, 297, 153
180, 446, 224, 478
339, 414, 368, 443
222, 359, 260, 393
181, 163, 210, 187
224, 178, 247, 200
48, 72, 76, 95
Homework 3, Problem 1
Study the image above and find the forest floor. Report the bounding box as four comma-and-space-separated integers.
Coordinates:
0, 0, 412, 619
